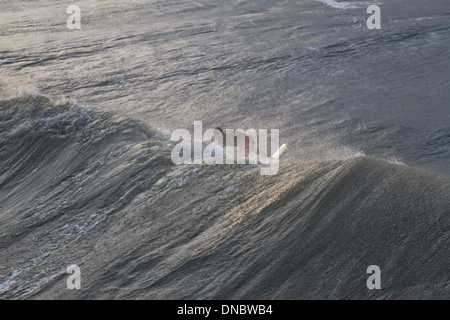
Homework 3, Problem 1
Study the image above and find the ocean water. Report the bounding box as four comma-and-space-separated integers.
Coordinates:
0, 0, 449, 299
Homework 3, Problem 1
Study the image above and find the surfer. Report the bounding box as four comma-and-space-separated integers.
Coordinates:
214, 127, 269, 160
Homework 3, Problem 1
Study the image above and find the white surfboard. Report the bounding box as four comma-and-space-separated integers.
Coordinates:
271, 143, 287, 159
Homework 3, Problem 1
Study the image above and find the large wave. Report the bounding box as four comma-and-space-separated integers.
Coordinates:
0, 96, 448, 299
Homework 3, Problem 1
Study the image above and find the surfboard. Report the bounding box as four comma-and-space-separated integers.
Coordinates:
271, 143, 287, 159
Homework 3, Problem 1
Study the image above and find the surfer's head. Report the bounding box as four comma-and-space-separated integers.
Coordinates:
215, 127, 255, 153
215, 127, 226, 146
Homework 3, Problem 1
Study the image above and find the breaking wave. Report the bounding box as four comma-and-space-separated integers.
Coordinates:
0, 95, 448, 299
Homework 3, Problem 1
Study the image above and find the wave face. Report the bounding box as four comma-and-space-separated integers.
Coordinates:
0, 96, 448, 299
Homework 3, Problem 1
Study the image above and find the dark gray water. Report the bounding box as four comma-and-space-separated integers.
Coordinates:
0, 0, 449, 299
